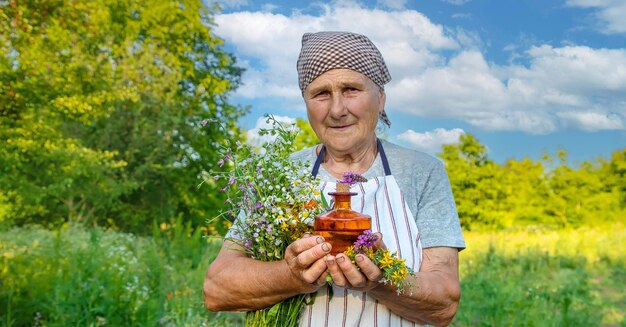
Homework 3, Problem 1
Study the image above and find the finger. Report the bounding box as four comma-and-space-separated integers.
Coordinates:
373, 232, 387, 251
295, 241, 332, 269
355, 254, 383, 281
302, 258, 329, 284
325, 255, 349, 287
312, 270, 329, 287
335, 254, 366, 287
286, 235, 325, 259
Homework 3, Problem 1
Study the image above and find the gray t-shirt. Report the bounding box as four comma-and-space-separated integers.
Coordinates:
290, 139, 466, 250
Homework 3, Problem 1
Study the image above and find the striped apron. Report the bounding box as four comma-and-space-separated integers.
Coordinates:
300, 139, 423, 327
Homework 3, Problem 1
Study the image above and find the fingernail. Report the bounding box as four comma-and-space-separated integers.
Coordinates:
356, 254, 365, 262
325, 254, 335, 265
336, 255, 345, 263
316, 236, 324, 244
303, 233, 312, 238
322, 242, 330, 252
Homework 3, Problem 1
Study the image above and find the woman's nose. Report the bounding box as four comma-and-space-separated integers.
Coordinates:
329, 94, 348, 118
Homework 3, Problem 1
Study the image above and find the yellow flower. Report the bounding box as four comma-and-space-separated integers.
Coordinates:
280, 221, 288, 231
365, 248, 376, 260
391, 268, 408, 281
379, 251, 394, 269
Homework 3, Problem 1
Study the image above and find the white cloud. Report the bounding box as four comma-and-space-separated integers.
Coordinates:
557, 111, 624, 131
376, 0, 407, 10
246, 115, 296, 147
261, 4, 279, 12
397, 128, 465, 153
566, 0, 626, 34
386, 45, 626, 133
215, 4, 458, 100
215, 2, 626, 134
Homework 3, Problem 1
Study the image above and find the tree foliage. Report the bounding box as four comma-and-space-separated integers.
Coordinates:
1, 1, 622, 234
440, 134, 625, 230
0, 0, 245, 233
293, 118, 318, 151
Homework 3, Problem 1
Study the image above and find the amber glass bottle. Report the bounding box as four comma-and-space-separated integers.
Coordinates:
314, 183, 372, 255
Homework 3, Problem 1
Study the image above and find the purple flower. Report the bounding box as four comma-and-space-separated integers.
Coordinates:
201, 119, 209, 127
244, 240, 252, 249
339, 171, 368, 185
217, 153, 232, 167
213, 175, 219, 181
353, 230, 378, 252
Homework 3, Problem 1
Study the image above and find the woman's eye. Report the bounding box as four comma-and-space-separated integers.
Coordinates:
315, 91, 329, 98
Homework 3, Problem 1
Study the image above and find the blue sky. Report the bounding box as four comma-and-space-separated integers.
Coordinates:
211, 0, 626, 164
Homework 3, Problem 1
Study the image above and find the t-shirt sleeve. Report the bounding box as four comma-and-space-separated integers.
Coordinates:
415, 160, 466, 250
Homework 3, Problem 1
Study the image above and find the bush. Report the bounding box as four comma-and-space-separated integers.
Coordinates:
0, 222, 242, 326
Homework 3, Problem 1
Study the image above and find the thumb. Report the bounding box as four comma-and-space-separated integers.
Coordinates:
373, 232, 387, 251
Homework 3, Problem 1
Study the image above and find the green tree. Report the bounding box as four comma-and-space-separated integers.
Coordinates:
501, 157, 547, 226
439, 134, 511, 230
0, 0, 245, 233
293, 118, 318, 151
608, 149, 626, 208
539, 150, 621, 227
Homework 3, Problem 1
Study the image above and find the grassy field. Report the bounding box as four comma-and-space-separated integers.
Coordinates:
1, 223, 624, 326
455, 225, 626, 326
0, 222, 242, 326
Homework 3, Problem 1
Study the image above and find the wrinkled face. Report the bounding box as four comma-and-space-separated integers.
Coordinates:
303, 69, 385, 153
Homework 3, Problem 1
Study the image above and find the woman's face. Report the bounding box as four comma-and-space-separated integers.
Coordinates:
303, 69, 385, 154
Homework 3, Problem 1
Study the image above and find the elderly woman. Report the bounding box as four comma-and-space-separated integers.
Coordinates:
204, 31, 465, 326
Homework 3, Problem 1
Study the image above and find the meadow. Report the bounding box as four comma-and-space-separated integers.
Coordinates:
1, 223, 624, 326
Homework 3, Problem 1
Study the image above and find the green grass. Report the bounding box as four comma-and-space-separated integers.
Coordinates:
0, 221, 243, 326
454, 224, 626, 326
1, 223, 624, 326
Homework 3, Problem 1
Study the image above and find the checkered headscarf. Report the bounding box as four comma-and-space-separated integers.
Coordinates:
297, 31, 391, 91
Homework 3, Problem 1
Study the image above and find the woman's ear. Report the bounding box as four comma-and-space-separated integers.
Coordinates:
378, 89, 386, 113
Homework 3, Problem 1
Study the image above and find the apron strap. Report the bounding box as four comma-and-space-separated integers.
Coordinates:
312, 139, 392, 177
377, 138, 392, 176
311, 145, 325, 177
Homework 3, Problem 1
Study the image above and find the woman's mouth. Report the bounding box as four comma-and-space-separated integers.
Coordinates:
330, 124, 352, 130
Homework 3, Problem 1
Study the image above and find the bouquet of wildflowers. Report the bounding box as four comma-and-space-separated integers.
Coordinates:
210, 115, 325, 326
344, 230, 416, 294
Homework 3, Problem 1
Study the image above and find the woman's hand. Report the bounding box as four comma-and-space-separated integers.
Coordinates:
324, 232, 386, 292
284, 234, 333, 293
203, 233, 332, 311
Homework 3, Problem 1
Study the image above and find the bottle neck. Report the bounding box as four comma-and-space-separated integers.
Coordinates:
333, 193, 353, 210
